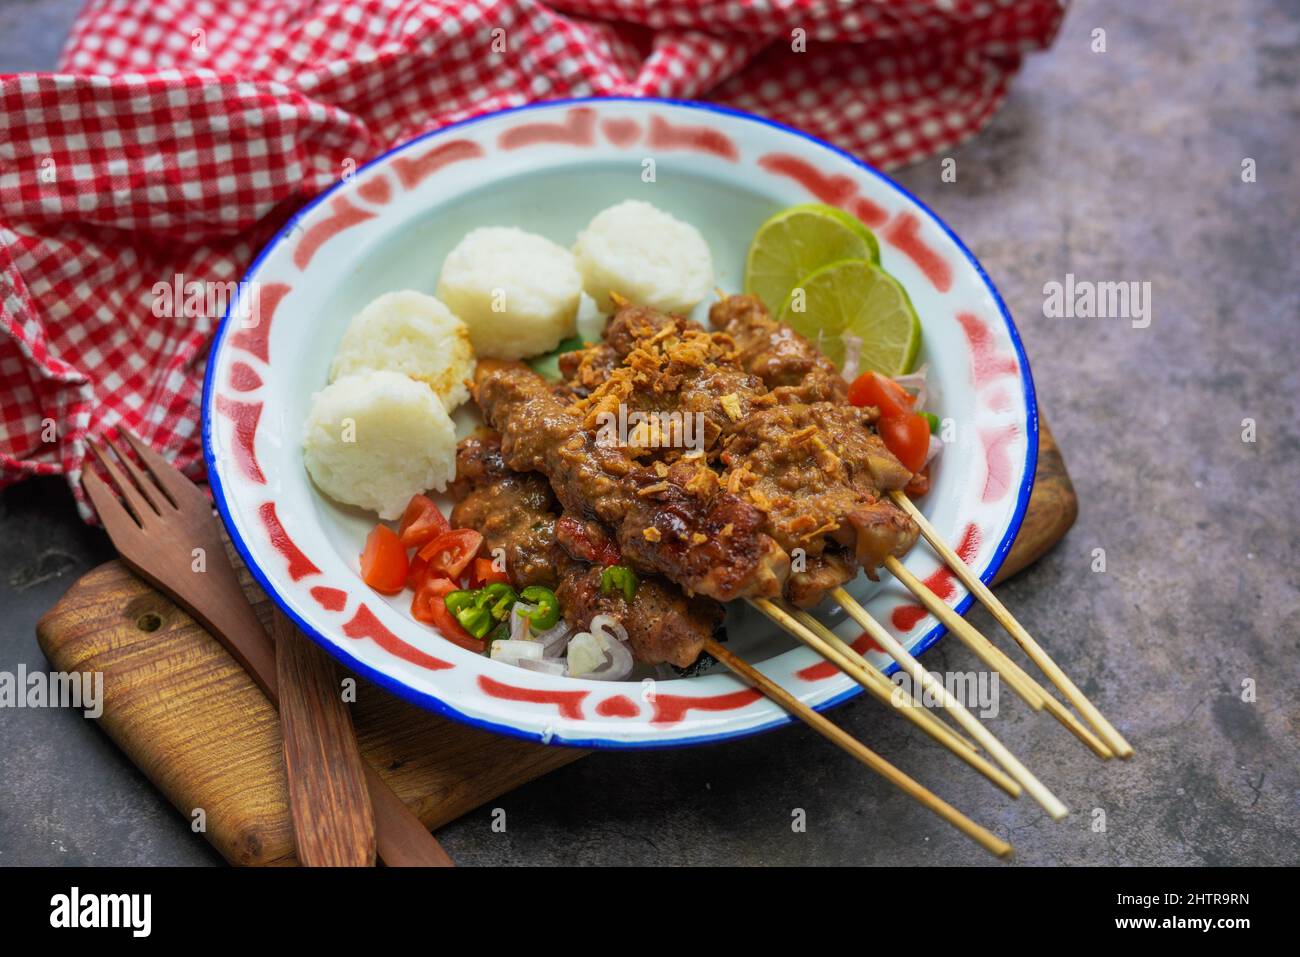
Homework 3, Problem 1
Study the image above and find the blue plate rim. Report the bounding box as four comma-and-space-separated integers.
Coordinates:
201, 95, 1038, 750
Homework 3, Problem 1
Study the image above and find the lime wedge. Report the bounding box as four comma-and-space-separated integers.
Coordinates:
744, 204, 880, 313
776, 259, 921, 376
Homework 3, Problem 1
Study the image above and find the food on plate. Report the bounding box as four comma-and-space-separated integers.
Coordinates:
740, 204, 918, 379
436, 226, 582, 360
314, 199, 947, 677
744, 203, 880, 316
447, 430, 723, 670
329, 290, 475, 412
776, 258, 921, 376
302, 369, 455, 520
476, 356, 791, 602
572, 200, 713, 313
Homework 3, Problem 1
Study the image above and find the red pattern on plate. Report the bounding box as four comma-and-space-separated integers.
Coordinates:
355, 174, 392, 205
477, 675, 588, 719
258, 501, 320, 581
498, 107, 596, 149
647, 114, 737, 160
344, 604, 453, 671
756, 152, 888, 226
956, 311, 1019, 389
795, 631, 884, 681
228, 361, 262, 393
891, 523, 981, 631
310, 586, 348, 611
979, 425, 1020, 504
214, 395, 265, 484
650, 688, 762, 726
600, 117, 640, 147
391, 140, 483, 189
759, 152, 854, 203
293, 195, 375, 270
595, 695, 640, 718
883, 213, 951, 292
227, 281, 290, 364
849, 195, 889, 228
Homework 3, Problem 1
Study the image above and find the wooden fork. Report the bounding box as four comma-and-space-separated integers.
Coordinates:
82, 428, 453, 867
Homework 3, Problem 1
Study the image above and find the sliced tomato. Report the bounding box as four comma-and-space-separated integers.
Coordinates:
848, 371, 914, 418
411, 577, 483, 653
468, 556, 509, 588
397, 494, 451, 550
417, 528, 483, 580
406, 553, 429, 591
360, 524, 408, 594
877, 413, 931, 474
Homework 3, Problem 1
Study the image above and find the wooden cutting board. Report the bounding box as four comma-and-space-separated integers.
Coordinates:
35, 421, 1076, 866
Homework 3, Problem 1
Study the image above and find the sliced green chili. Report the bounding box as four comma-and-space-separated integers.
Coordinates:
519, 585, 560, 631
454, 604, 493, 640
600, 565, 639, 602
444, 589, 476, 616
921, 411, 941, 435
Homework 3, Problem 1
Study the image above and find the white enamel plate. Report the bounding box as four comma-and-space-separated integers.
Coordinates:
203, 98, 1037, 748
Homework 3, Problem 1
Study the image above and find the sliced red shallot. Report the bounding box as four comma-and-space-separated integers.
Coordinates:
517, 657, 568, 676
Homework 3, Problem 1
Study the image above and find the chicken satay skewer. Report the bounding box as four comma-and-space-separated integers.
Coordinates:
888, 490, 1134, 759
712, 293, 1118, 755
700, 636, 1013, 858
750, 598, 1022, 799
881, 554, 1113, 759
830, 586, 1068, 820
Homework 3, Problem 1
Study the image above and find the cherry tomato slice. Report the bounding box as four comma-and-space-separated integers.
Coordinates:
877, 413, 931, 474
397, 494, 451, 550
360, 524, 408, 594
417, 528, 483, 580
469, 556, 510, 588
411, 577, 484, 653
847, 371, 914, 418
406, 553, 429, 591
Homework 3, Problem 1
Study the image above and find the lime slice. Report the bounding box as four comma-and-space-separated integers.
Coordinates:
777, 259, 921, 376
744, 204, 880, 313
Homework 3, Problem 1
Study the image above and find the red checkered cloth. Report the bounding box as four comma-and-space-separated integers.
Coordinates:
0, 0, 1065, 518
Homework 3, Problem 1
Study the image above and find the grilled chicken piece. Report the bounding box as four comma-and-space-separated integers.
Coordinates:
709, 294, 847, 403
556, 566, 723, 670
474, 360, 789, 601
786, 550, 858, 609
449, 433, 561, 589
449, 431, 721, 667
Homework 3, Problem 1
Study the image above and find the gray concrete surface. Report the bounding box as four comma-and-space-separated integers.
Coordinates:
1, 0, 1297, 866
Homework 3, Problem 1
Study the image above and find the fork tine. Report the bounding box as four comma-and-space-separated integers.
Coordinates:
81, 466, 144, 537
87, 437, 157, 526
117, 428, 205, 510
104, 434, 169, 514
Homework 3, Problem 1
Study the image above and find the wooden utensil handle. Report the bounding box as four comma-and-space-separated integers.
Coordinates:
275, 611, 377, 867
164, 575, 452, 866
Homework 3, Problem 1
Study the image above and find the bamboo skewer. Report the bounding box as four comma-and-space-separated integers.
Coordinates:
785, 605, 978, 753
775, 602, 1024, 798
700, 637, 1013, 858
880, 554, 1046, 712
882, 555, 1113, 760
750, 599, 1021, 798
829, 587, 1068, 820
889, 490, 1134, 759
